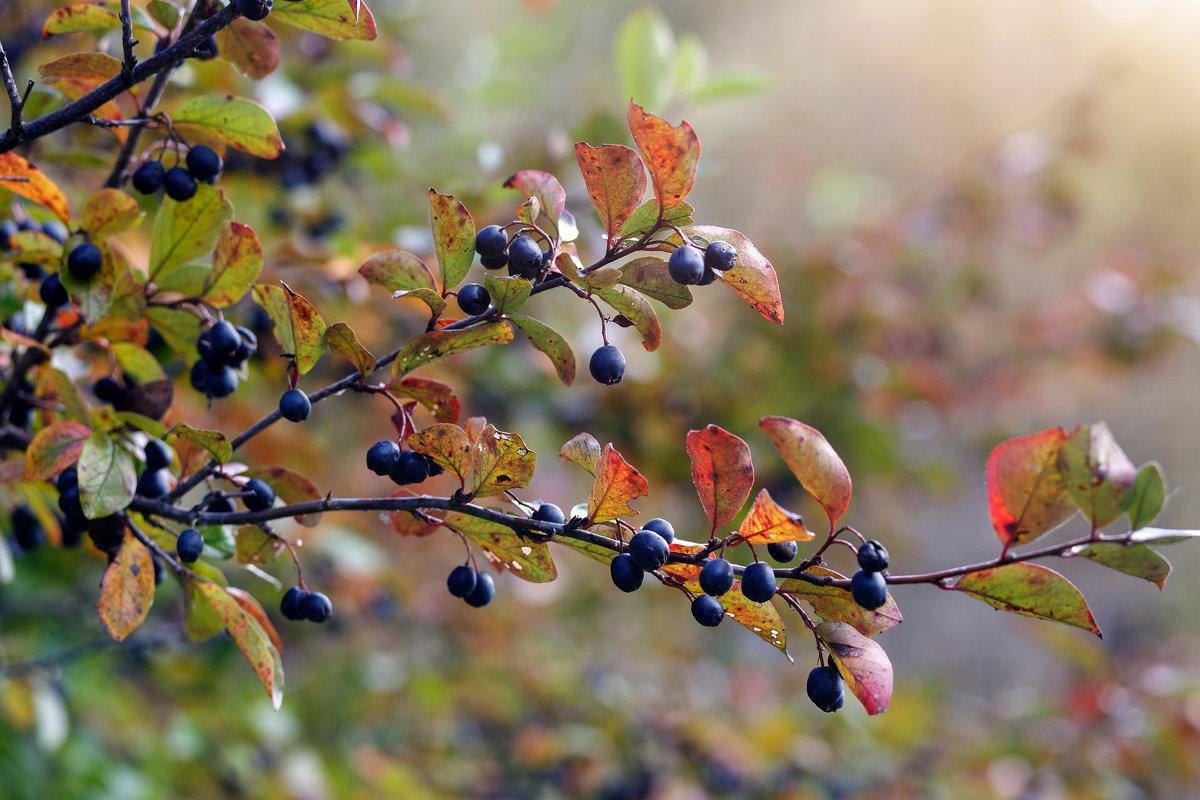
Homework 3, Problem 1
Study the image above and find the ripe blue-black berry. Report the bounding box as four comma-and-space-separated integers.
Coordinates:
691, 594, 725, 627
94, 376, 124, 404
667, 245, 704, 285
447, 565, 477, 598
366, 440, 401, 476
243, 477, 276, 511
163, 166, 197, 201
205, 365, 238, 398
144, 439, 173, 470
136, 468, 171, 499
857, 540, 889, 573
12, 506, 45, 552
464, 571, 495, 607
186, 145, 222, 182
475, 224, 508, 258
641, 517, 674, 544
176, 527, 204, 563
704, 240, 737, 272
280, 586, 307, 620
205, 492, 235, 514
279, 388, 311, 422
194, 36, 218, 60
233, 326, 257, 364
850, 569, 888, 610
235, 0, 272, 21
209, 321, 240, 358
741, 561, 777, 603
189, 361, 209, 393
480, 254, 508, 270
302, 591, 333, 622
422, 454, 444, 477
389, 450, 430, 485
628, 529, 669, 572
533, 503, 565, 525
806, 664, 845, 712
699, 557, 734, 597
41, 221, 67, 244
610, 553, 644, 592
507, 235, 542, 278
39, 273, 69, 307
457, 283, 490, 316
589, 345, 626, 385
67, 243, 103, 281
131, 160, 165, 194
57, 466, 78, 492
767, 540, 798, 563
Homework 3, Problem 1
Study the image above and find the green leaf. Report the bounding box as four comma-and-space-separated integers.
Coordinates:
686, 424, 754, 529
173, 96, 284, 158
37, 368, 89, 425
166, 424, 232, 465
817, 620, 893, 715
78, 431, 136, 519
147, 0, 180, 29
193, 582, 284, 709
595, 284, 661, 352
5, 231, 62, 267
510, 315, 575, 386
358, 249, 437, 292
759, 416, 852, 524
216, 18, 281, 80
182, 561, 228, 641
559, 433, 601, 476
95, 531, 154, 642
241, 465, 324, 527
614, 6, 675, 113
391, 321, 513, 378
252, 283, 328, 375
145, 307, 202, 365
482, 275, 531, 315
148, 183, 234, 283
619, 198, 693, 238
588, 443, 649, 524
986, 427, 1074, 547
952, 562, 1101, 636
203, 222, 263, 307
272, 0, 379, 41
619, 257, 692, 309
1127, 462, 1166, 531
778, 567, 901, 637
41, 2, 155, 37
466, 425, 536, 498
391, 288, 447, 316
429, 189, 475, 291
442, 512, 557, 583
82, 188, 144, 238
111, 342, 166, 384
324, 322, 376, 377
1064, 541, 1170, 589
626, 101, 699, 210
24, 421, 91, 481
684, 225, 784, 324
502, 170, 566, 226
575, 142, 647, 242
1057, 422, 1137, 528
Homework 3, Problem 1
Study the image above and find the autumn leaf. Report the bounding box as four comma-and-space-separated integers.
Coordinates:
986, 427, 1075, 547
686, 425, 754, 529
560, 433, 601, 476
466, 425, 536, 498
96, 531, 155, 641
193, 582, 284, 708
0, 153, 70, 223
737, 488, 812, 544
684, 225, 783, 324
574, 142, 647, 243
588, 444, 649, 523
1057, 422, 1137, 529
407, 423, 474, 482
442, 512, 557, 582
24, 421, 91, 481
952, 562, 1101, 636
817, 620, 893, 715
503, 170, 566, 226
625, 101, 699, 210
759, 417, 851, 525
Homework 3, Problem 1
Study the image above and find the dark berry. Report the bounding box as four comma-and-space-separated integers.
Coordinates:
151, 552, 166, 583
144, 439, 173, 470
0, 219, 17, 249
806, 665, 845, 713
507, 235, 542, 278
12, 506, 45, 552
366, 440, 401, 476
41, 221, 68, 244
457, 283, 490, 316
704, 240, 737, 272
194, 36, 218, 60
94, 376, 124, 404
243, 478, 276, 511
464, 571, 495, 607
480, 253, 508, 270
57, 466, 78, 492
627, 529, 669, 572
163, 166, 197, 201
475, 224, 508, 258
58, 486, 82, 517
280, 586, 307, 620
532, 503, 565, 525
279, 388, 311, 422
38, 273, 69, 308
189, 360, 209, 393
232, 326, 257, 364
206, 492, 235, 514
136, 468, 171, 499
60, 515, 83, 548
209, 320, 240, 359
389, 450, 430, 485
205, 365, 238, 398
589, 345, 625, 385
767, 540, 799, 563
18, 219, 40, 233
667, 245, 704, 285
67, 242, 103, 281
699, 557, 734, 597
857, 540, 890, 573
422, 454, 444, 477
235, 0, 273, 21
641, 518, 674, 544
741, 560, 777, 603
301, 591, 333, 622
691, 594, 725, 627
131, 161, 165, 194
447, 564, 477, 598
850, 569, 888, 610
185, 145, 222, 182
176, 527, 204, 563
610, 553, 644, 592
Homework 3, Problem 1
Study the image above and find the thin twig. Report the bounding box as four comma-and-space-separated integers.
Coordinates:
119, 0, 138, 77
0, 38, 24, 141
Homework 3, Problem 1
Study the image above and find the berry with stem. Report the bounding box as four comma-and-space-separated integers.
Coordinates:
857, 540, 890, 573
668, 245, 704, 285
767, 540, 798, 563
741, 560, 777, 603
176, 527, 204, 563
699, 557, 734, 597
691, 594, 725, 627
279, 388, 311, 423
447, 565, 477, 598
850, 569, 888, 610
628, 529, 669, 572
589, 345, 626, 385
806, 664, 845, 712
464, 571, 495, 607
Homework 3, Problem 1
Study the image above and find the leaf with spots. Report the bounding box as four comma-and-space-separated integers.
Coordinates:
986, 427, 1075, 547
442, 512, 557, 583
193, 582, 284, 709
1063, 541, 1171, 589
0, 153, 70, 223
429, 189, 475, 291
510, 315, 575, 386
216, 18, 280, 80
391, 321, 513, 378
24, 421, 91, 481
272, 0, 378, 41
82, 189, 143, 238
817, 620, 893, 715
358, 249, 437, 292
391, 377, 460, 424
759, 416, 852, 525
407, 423, 474, 483
38, 53, 128, 141
736, 488, 812, 544
952, 562, 1101, 636
466, 425, 536, 499
324, 322, 376, 377
225, 587, 284, 653
1057, 422, 1136, 529
173, 95, 284, 158
204, 222, 263, 308
252, 283, 328, 375
96, 531, 154, 642
684, 225, 783, 324
595, 284, 661, 351
560, 433, 601, 476
503, 170, 566, 226
625, 101, 699, 210
687, 425, 754, 529
720, 581, 790, 658
588, 444, 649, 524
574, 143, 646, 241
779, 567, 902, 637
42, 2, 153, 37
483, 275, 531, 315
619, 257, 692, 309
166, 423, 232, 466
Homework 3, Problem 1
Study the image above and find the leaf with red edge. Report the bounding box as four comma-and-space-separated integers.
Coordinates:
510, 315, 575, 386
759, 416, 852, 524
241, 465, 323, 527
194, 582, 284, 709
560, 433, 601, 476
96, 531, 154, 642
391, 321, 513, 377
272, 0, 378, 40
625, 101, 699, 210
684, 225, 783, 324
38, 53, 128, 142
429, 189, 475, 291
574, 142, 647, 242
225, 587, 284, 653
41, 2, 155, 37
324, 321, 376, 377
407, 423, 474, 483
216, 18, 280, 80
391, 377, 460, 424
817, 620, 893, 715
204, 222, 263, 308
387, 487, 443, 537
596, 285, 661, 351
358, 249, 437, 292
1057, 422, 1137, 529
503, 170, 566, 226
588, 443, 649, 524
778, 567, 902, 637
442, 512, 557, 582
252, 283, 328, 375
952, 562, 1102, 636
687, 425, 754, 529
467, 425, 536, 498
24, 421, 91, 481
0, 153, 70, 223
985, 427, 1074, 547
737, 488, 812, 544
82, 189, 143, 238
166, 423, 232, 465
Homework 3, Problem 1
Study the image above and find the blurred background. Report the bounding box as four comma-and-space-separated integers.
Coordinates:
3, 0, 1200, 797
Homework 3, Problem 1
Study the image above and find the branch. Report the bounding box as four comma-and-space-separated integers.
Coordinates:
0, 38, 27, 142
119, 0, 138, 78
0, 625, 186, 679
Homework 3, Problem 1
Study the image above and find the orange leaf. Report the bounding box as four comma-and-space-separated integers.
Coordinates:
685, 225, 783, 324
588, 443, 649, 524
466, 424, 536, 498
574, 142, 647, 242
625, 100, 699, 210
759, 417, 851, 525
737, 488, 812, 544
24, 421, 91, 481
391, 376, 460, 424
95, 531, 155, 641
407, 423, 473, 483
0, 153, 70, 223
194, 582, 284, 708
38, 53, 129, 143
686, 425, 754, 529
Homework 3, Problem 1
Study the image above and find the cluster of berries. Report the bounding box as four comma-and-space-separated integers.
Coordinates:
56, 466, 87, 541
131, 144, 223, 203
279, 585, 333, 623
849, 540, 889, 610
365, 440, 444, 485
446, 565, 496, 607
474, 224, 549, 281
608, 518, 676, 594
189, 320, 257, 399
135, 439, 175, 500
666, 239, 737, 286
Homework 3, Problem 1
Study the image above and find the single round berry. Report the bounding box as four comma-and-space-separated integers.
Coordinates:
206, 492, 235, 514
457, 283, 490, 316
38, 273, 69, 308
302, 590, 333, 622
589, 345, 626, 385
58, 486, 82, 517
12, 506, 45, 552
163, 166, 197, 201
532, 503, 565, 525
667, 245, 705, 285
610, 553, 644, 592
131, 160, 165, 194
235, 0, 273, 21
389, 450, 430, 485
850, 569, 888, 610
189, 360, 209, 393
627, 529, 670, 572
205, 365, 238, 398
0, 219, 18, 249
93, 376, 124, 404
209, 320, 240, 359
57, 466, 79, 492
176, 527, 204, 563
136, 468, 171, 499
280, 586, 308, 620
464, 571, 495, 607
480, 253, 508, 270
741, 560, 777, 603
806, 665, 845, 713
185, 144, 222, 183
857, 540, 890, 573
279, 388, 311, 422
507, 235, 542, 278
422, 454, 444, 477
232, 326, 257, 365
691, 594, 725, 627
475, 224, 508, 258
699, 557, 735, 597
447, 564, 478, 598
67, 242, 103, 281
243, 478, 276, 512
704, 240, 737, 272
366, 440, 401, 476
144, 439, 173, 470
767, 540, 799, 563
641, 518, 674, 544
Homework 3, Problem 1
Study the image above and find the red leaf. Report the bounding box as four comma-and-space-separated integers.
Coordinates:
391, 376, 460, 424
684, 225, 783, 324
95, 531, 154, 642
625, 101, 699, 210
759, 417, 851, 525
986, 427, 1075, 547
24, 421, 91, 481
686, 425, 754, 529
588, 443, 649, 524
574, 143, 647, 243
387, 487, 443, 537
503, 170, 566, 225
737, 488, 812, 544
816, 620, 893, 715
